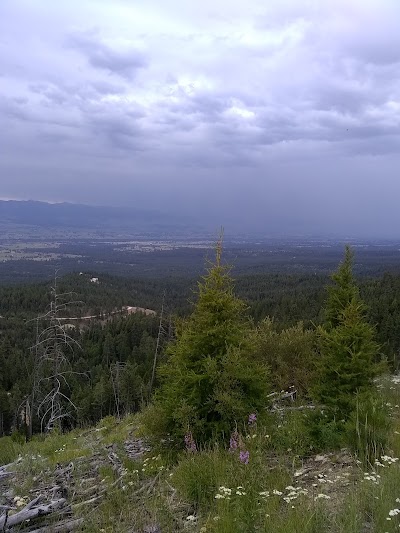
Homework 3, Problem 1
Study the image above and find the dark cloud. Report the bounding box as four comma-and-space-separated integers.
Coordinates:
66, 31, 148, 79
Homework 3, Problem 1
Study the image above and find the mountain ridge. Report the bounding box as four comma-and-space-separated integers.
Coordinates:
0, 199, 196, 232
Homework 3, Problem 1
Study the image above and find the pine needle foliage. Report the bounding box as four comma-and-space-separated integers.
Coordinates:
312, 246, 382, 420
148, 245, 269, 445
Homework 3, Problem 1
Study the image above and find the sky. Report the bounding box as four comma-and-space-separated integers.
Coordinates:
1, 0, 400, 236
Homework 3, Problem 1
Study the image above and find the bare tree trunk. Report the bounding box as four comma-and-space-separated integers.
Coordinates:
149, 292, 165, 394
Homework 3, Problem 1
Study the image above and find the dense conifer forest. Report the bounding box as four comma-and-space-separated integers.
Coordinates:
1, 256, 400, 437
3, 247, 400, 532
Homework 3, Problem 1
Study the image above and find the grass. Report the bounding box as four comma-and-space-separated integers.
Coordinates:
2, 375, 400, 531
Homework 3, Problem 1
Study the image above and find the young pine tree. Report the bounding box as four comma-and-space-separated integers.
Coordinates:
312, 246, 382, 420
146, 243, 269, 446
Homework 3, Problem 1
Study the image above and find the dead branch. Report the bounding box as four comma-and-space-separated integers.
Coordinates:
0, 495, 67, 530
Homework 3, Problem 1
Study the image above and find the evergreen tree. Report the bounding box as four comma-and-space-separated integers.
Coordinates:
324, 246, 359, 330
313, 246, 382, 420
147, 243, 269, 445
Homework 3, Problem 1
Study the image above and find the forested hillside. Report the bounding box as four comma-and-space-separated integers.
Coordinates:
2, 247, 400, 532
1, 266, 400, 437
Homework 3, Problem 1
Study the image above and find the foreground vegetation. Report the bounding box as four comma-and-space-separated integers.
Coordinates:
1, 374, 400, 532
1, 244, 399, 531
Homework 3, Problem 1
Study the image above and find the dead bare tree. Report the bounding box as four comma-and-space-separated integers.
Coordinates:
149, 291, 167, 395
30, 271, 83, 433
110, 361, 126, 418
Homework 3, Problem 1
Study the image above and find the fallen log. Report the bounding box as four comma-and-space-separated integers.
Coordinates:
0, 471, 14, 480
23, 517, 84, 533
0, 461, 17, 472
0, 496, 66, 530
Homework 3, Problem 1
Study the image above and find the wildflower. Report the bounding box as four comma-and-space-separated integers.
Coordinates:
186, 515, 197, 521
248, 413, 257, 425
184, 432, 197, 453
363, 472, 380, 484
259, 491, 270, 497
389, 509, 400, 517
315, 494, 331, 499
381, 455, 399, 464
229, 430, 239, 452
239, 450, 250, 464
272, 489, 283, 496
216, 486, 232, 499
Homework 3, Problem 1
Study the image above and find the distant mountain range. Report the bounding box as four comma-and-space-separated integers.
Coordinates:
0, 200, 200, 235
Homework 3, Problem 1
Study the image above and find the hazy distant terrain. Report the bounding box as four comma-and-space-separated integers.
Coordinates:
0, 200, 202, 237
1, 200, 400, 284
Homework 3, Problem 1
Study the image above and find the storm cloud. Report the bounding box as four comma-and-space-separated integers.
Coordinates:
0, 0, 399, 236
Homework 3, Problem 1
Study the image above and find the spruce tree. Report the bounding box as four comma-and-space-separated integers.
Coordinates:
149, 242, 269, 445
313, 246, 381, 420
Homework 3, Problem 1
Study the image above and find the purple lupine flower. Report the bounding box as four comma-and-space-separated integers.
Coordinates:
239, 450, 250, 464
184, 432, 197, 453
229, 430, 239, 452
248, 413, 257, 425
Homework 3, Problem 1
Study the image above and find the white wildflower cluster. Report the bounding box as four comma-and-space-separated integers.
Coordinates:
13, 495, 28, 508
141, 455, 163, 473
235, 485, 246, 496
283, 485, 308, 503
55, 444, 67, 453
258, 485, 308, 504
386, 499, 400, 522
315, 493, 331, 500
215, 485, 247, 500
313, 473, 334, 485
185, 514, 197, 526
215, 486, 232, 500
29, 454, 43, 460
381, 455, 399, 465
362, 471, 381, 484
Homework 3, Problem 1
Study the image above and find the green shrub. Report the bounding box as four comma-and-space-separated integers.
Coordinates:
256, 319, 317, 396
271, 410, 314, 456
306, 410, 345, 451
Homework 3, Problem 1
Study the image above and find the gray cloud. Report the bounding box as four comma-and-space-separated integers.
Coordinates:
66, 31, 148, 79
0, 0, 400, 237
